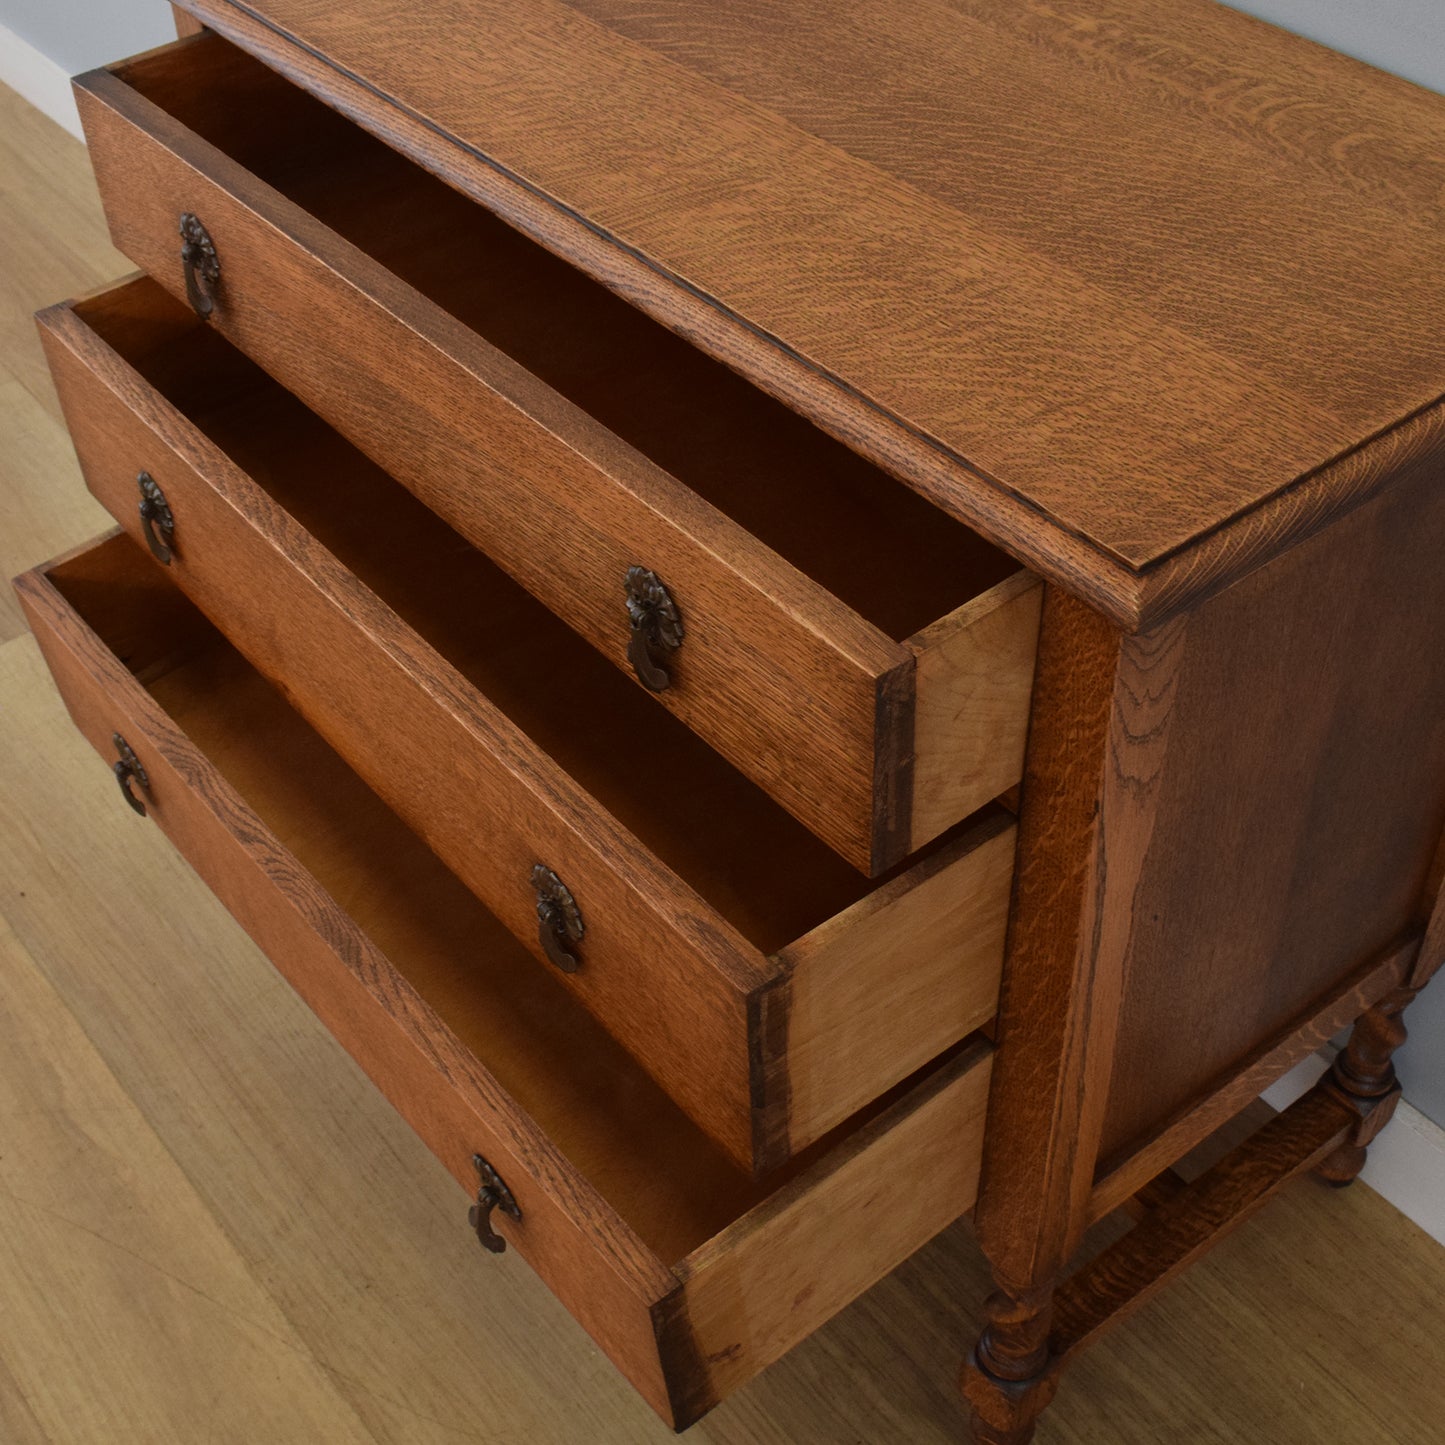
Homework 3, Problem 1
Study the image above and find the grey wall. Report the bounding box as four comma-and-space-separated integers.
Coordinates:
4, 0, 1444, 1125
1403, 985, 1445, 1129
1222, 0, 1445, 95
10, 0, 1442, 93
1, 0, 171, 73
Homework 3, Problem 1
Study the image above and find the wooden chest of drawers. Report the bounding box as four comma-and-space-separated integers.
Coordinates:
14, 2, 1445, 1439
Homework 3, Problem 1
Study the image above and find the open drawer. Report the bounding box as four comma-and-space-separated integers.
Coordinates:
13, 532, 993, 1429
74, 30, 1041, 876
36, 276, 1014, 1176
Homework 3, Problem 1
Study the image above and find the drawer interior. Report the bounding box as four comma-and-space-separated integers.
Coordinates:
46, 532, 960, 1263
113, 33, 1021, 644
78, 282, 1000, 957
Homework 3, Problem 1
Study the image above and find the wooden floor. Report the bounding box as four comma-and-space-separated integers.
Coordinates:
2, 78, 1444, 1445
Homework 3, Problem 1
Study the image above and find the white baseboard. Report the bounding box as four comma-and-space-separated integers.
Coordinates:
0, 22, 81, 138
1262, 1051, 1445, 1247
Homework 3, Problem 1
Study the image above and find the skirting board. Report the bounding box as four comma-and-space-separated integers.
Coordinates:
0, 21, 81, 138
1263, 1051, 1445, 1248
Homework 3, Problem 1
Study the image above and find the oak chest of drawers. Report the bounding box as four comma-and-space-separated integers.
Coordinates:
15, 2, 1445, 1439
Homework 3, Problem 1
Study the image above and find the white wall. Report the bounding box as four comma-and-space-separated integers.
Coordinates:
1, 0, 171, 74
0, 0, 172, 133
2, 0, 1444, 1126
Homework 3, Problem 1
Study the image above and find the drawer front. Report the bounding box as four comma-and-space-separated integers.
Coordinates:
75, 49, 917, 874
75, 36, 1041, 876
14, 540, 993, 1428
38, 279, 1016, 1175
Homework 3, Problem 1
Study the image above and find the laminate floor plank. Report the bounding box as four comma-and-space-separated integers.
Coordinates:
0, 881, 378, 1445
0, 83, 127, 416
0, 1348, 51, 1445
0, 84, 122, 641
2, 75, 1444, 1445
0, 378, 110, 643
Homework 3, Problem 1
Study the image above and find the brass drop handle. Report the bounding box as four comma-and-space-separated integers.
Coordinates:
112, 733, 151, 816
137, 471, 175, 564
468, 1154, 521, 1254
624, 566, 683, 692
179, 211, 220, 318
531, 863, 584, 973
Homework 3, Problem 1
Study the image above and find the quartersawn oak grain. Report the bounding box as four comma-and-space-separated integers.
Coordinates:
167, 0, 1445, 623
38, 277, 1017, 1172
73, 33, 1041, 874
18, 535, 1002, 1426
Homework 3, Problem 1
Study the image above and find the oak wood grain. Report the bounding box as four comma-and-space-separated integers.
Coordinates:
11, 580, 1445, 1442
13, 534, 996, 1427
780, 812, 1014, 1145
675, 1042, 992, 1423
962, 594, 1186, 1442
971, 592, 1136, 1292
908, 573, 1042, 855
167, 0, 1445, 621
9, 74, 1445, 1443
1054, 1087, 1356, 1362
15, 543, 686, 1418
39, 281, 1014, 1171
1099, 453, 1445, 1163
75, 35, 1038, 872
1090, 936, 1417, 1222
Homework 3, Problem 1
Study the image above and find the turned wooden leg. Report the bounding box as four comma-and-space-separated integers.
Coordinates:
960, 1287, 1060, 1444
1316, 984, 1417, 1186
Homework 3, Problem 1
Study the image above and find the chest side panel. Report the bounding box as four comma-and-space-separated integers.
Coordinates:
1098, 431, 1445, 1162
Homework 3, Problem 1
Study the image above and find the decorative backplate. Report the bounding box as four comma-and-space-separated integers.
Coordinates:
178, 211, 220, 318
137, 470, 175, 564
111, 732, 151, 816
467, 1153, 521, 1254
531, 863, 584, 973
624, 565, 684, 691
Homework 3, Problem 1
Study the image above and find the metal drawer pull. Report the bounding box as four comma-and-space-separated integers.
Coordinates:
624, 566, 683, 692
179, 211, 220, 318
531, 863, 584, 973
112, 733, 151, 816
468, 1154, 521, 1254
137, 471, 175, 564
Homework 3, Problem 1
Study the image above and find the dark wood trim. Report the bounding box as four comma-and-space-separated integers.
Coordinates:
869, 656, 915, 875
1053, 1085, 1355, 1363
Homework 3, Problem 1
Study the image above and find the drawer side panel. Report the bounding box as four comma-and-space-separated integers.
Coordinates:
666, 1041, 992, 1425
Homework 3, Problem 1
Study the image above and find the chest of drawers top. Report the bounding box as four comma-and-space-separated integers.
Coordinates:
168, 0, 1445, 625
